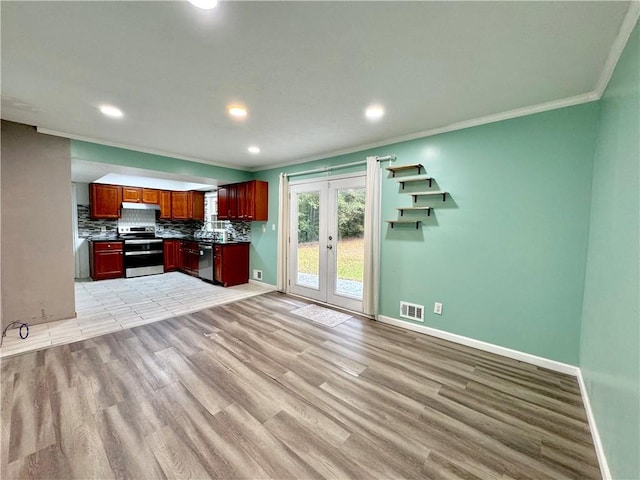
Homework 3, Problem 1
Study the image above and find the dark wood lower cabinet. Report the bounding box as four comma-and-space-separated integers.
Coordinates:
214, 243, 249, 287
180, 240, 200, 276
163, 239, 180, 272
89, 241, 124, 280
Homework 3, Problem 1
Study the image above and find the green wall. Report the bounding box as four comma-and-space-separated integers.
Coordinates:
580, 22, 639, 480
252, 102, 600, 365
72, 140, 251, 183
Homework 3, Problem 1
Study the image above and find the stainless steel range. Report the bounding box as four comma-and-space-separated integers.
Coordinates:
118, 226, 164, 278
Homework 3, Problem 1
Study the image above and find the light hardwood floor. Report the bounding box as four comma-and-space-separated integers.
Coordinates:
1, 292, 601, 479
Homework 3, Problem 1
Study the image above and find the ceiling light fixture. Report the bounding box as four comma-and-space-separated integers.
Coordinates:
248, 146, 260, 154
227, 105, 248, 118
99, 104, 124, 118
365, 105, 385, 120
188, 0, 218, 10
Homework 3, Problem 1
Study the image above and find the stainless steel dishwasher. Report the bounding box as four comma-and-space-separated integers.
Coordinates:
198, 243, 214, 282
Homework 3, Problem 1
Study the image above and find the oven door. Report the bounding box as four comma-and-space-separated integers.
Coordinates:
124, 239, 164, 278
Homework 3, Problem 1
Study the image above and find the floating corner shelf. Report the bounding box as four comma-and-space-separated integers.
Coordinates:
386, 163, 423, 177
385, 220, 421, 229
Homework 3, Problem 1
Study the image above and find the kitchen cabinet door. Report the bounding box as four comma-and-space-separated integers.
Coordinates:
218, 185, 238, 220
217, 186, 230, 220
191, 191, 205, 221
90, 241, 124, 280
171, 192, 189, 219
242, 180, 268, 221
214, 243, 249, 287
142, 188, 160, 204
90, 183, 122, 219
236, 182, 247, 220
179, 241, 199, 276
122, 187, 142, 203
163, 239, 180, 272
219, 181, 268, 221
159, 190, 172, 219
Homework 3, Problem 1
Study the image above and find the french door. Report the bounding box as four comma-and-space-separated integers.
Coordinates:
288, 174, 366, 312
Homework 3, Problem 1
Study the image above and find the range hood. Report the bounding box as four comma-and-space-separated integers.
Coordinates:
121, 202, 161, 211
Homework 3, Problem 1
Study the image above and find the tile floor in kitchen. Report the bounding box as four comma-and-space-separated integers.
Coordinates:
0, 272, 275, 358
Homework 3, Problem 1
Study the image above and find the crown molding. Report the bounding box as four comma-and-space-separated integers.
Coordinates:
36, 127, 251, 172
257, 91, 598, 173
593, 1, 640, 99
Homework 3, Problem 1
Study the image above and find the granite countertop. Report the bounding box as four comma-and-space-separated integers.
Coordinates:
86, 237, 120, 242
86, 236, 249, 245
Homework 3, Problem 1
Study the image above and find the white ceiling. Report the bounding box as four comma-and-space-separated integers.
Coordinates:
1, 1, 634, 174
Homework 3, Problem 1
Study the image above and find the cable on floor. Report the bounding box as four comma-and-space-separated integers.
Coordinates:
0, 321, 29, 347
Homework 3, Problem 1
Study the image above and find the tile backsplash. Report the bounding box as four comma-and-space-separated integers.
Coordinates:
118, 209, 156, 227
77, 205, 117, 238
77, 204, 249, 241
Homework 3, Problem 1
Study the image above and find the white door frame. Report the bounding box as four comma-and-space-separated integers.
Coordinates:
288, 172, 366, 312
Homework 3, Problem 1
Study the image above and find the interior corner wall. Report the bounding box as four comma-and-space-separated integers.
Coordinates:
579, 21, 640, 480
1, 121, 76, 329
252, 101, 600, 365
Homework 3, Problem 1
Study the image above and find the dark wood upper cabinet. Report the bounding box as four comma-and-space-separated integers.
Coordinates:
122, 187, 142, 203
217, 185, 231, 220
90, 183, 122, 219
89, 183, 208, 222
159, 190, 172, 219
190, 191, 205, 221
171, 191, 204, 220
242, 180, 268, 221
142, 188, 160, 204
171, 191, 189, 219
217, 180, 268, 221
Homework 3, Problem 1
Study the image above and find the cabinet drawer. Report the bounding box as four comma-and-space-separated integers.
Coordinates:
93, 241, 123, 252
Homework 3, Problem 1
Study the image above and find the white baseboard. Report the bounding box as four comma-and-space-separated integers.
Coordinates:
376, 315, 611, 478
376, 315, 580, 375
248, 279, 278, 290
577, 370, 612, 480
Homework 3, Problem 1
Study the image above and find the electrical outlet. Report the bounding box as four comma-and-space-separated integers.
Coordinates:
272, 223, 276, 231
262, 224, 266, 233
434, 302, 443, 315
253, 269, 263, 281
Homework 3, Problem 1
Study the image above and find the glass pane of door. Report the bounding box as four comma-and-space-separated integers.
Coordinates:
334, 187, 365, 299
296, 191, 320, 289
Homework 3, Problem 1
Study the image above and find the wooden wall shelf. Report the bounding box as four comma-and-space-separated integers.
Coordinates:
386, 163, 423, 177
385, 220, 421, 229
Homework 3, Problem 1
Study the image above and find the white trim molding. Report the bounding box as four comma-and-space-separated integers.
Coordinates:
37, 127, 249, 172
376, 315, 579, 375
594, 1, 640, 98
248, 279, 278, 290
577, 371, 612, 480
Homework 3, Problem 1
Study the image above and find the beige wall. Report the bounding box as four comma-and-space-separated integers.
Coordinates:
1, 121, 75, 329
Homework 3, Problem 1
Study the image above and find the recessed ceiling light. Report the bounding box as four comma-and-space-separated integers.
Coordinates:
99, 104, 123, 118
188, 0, 218, 10
248, 146, 260, 154
365, 105, 385, 120
227, 105, 248, 118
